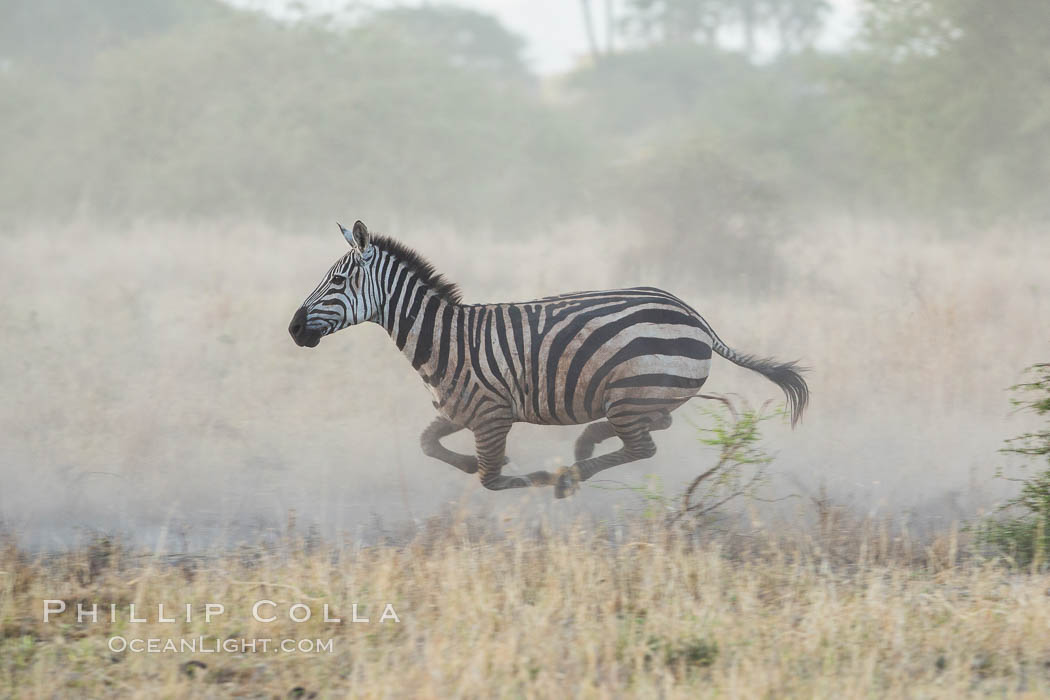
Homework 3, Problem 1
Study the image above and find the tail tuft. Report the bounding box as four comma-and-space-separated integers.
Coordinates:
720, 351, 810, 427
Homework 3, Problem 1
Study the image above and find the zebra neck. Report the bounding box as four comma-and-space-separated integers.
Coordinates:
377, 269, 456, 378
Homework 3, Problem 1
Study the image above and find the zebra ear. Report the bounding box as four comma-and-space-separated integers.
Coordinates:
338, 222, 358, 251
351, 220, 371, 251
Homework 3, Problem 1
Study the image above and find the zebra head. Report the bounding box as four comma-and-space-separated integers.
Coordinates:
288, 220, 380, 348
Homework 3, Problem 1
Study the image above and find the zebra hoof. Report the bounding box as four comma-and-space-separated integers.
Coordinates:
553, 467, 580, 499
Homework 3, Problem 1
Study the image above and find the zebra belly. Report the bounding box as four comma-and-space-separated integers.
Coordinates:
529, 326, 714, 426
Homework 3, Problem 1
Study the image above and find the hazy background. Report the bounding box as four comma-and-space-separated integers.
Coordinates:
2, 0, 1048, 548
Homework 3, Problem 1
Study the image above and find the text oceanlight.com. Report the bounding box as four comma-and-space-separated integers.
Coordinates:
108, 637, 335, 654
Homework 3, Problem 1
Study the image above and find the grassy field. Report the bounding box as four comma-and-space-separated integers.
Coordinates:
3, 514, 1050, 698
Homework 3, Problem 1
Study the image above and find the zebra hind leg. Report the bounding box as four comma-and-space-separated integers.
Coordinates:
554, 412, 672, 499
574, 420, 617, 461
574, 414, 672, 461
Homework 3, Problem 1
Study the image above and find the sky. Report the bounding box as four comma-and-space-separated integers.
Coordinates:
232, 0, 864, 74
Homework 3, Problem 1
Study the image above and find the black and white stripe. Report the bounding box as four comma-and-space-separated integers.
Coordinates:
289, 221, 808, 497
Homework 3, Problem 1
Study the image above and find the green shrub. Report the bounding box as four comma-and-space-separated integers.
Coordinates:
976, 363, 1050, 567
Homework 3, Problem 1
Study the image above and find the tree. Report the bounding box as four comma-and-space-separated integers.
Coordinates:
623, 0, 725, 47
621, 0, 829, 58
851, 0, 1050, 221
0, 0, 229, 78
579, 0, 602, 58
0, 6, 591, 230
366, 6, 530, 80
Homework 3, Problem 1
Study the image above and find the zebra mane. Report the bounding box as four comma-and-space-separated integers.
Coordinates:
372, 234, 463, 304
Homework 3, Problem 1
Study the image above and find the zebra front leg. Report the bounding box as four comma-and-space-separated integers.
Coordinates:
421, 416, 507, 474
474, 420, 533, 490
555, 413, 668, 498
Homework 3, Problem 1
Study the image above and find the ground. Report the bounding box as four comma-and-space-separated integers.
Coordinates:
3, 515, 1050, 698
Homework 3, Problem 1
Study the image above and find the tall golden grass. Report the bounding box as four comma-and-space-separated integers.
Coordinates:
3, 514, 1050, 698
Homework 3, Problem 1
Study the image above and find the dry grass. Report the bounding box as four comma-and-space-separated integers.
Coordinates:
3, 515, 1050, 698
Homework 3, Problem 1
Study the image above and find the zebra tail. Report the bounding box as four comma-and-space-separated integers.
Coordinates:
710, 339, 810, 427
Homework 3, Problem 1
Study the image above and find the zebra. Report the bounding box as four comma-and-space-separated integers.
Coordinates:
288, 221, 808, 498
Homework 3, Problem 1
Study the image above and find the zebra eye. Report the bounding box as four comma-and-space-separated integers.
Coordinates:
331, 274, 346, 285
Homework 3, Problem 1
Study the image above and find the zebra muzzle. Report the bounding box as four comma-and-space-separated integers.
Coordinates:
288, 307, 322, 348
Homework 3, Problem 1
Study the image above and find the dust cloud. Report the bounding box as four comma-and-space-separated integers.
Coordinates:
2, 219, 1045, 547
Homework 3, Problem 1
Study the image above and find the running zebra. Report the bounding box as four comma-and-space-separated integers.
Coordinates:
288, 221, 808, 498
